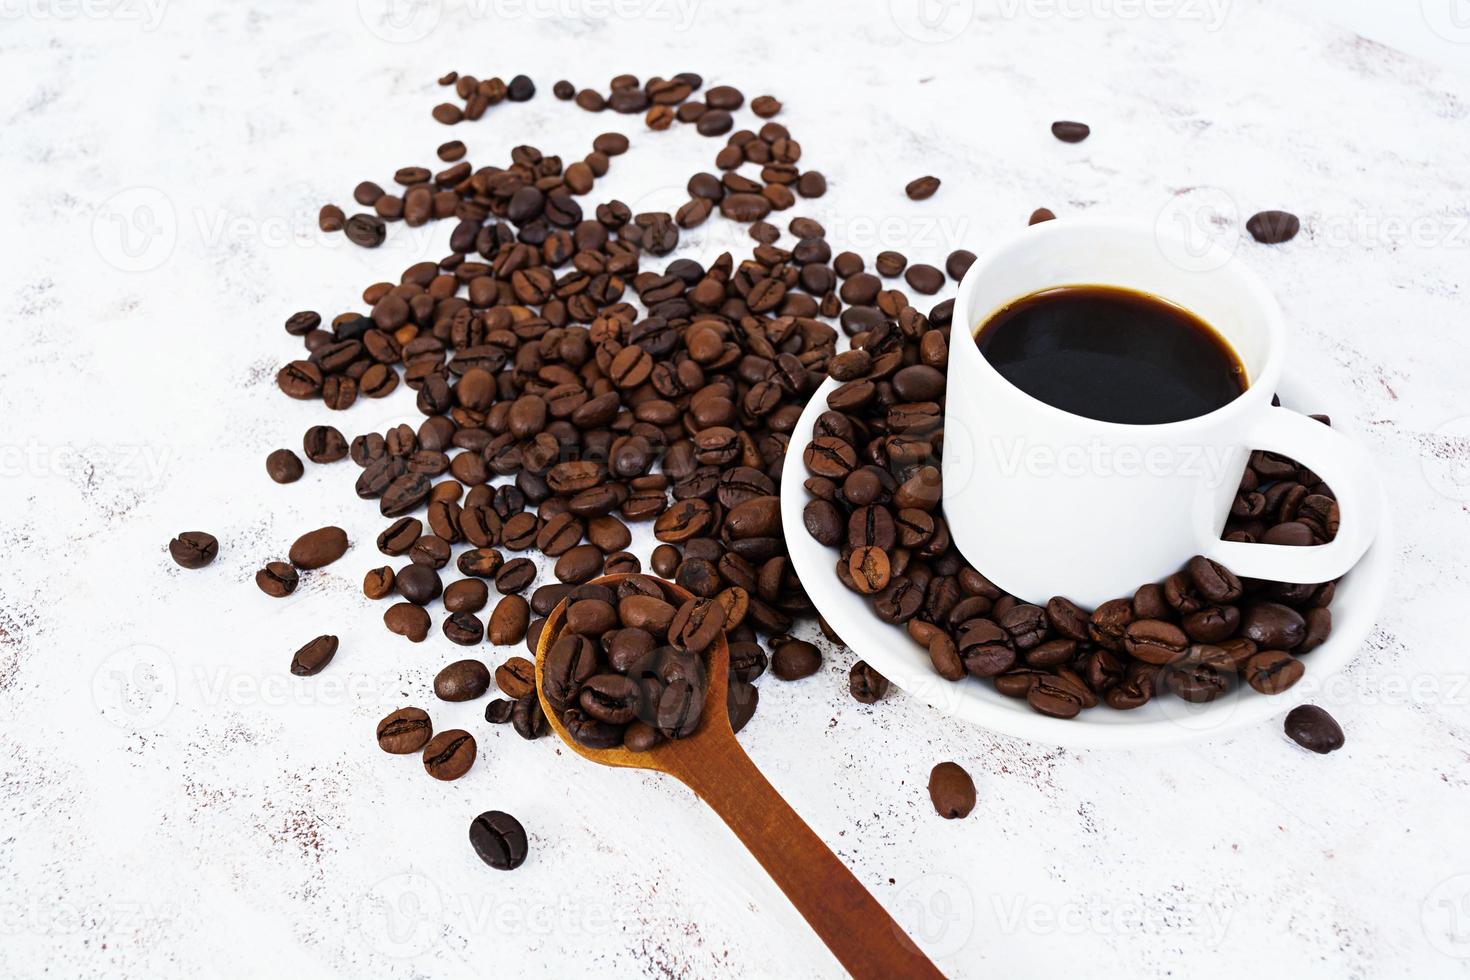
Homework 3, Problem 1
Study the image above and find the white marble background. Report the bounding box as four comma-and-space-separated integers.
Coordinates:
2, 0, 1468, 977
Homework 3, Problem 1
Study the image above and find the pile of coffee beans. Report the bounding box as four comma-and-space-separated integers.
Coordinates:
540, 574, 726, 752
801, 314, 1343, 717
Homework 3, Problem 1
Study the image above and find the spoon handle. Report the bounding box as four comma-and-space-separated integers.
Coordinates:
675, 736, 944, 979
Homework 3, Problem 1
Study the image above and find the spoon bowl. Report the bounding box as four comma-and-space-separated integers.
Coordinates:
534, 574, 942, 979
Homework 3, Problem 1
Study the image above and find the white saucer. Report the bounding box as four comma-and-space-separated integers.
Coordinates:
779, 373, 1393, 749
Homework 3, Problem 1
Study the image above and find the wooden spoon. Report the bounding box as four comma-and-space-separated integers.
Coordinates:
535, 574, 943, 979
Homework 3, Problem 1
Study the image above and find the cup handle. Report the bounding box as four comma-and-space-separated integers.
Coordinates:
1200, 407, 1382, 584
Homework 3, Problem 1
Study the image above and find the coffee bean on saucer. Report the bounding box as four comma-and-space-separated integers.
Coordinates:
928, 762, 976, 819
169, 531, 218, 569
848, 661, 889, 703
435, 659, 491, 701
1246, 210, 1300, 244
289, 526, 349, 569
266, 449, 304, 484
1284, 704, 1343, 753
256, 561, 299, 597
470, 810, 528, 870
905, 176, 940, 200
1050, 120, 1090, 142
423, 730, 476, 780
290, 635, 338, 676
1244, 650, 1304, 694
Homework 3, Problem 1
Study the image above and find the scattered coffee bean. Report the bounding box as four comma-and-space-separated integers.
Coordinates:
289, 526, 349, 569
169, 531, 218, 569
1051, 120, 1090, 142
266, 449, 304, 484
377, 707, 432, 754
469, 810, 528, 870
1284, 704, 1344, 754
290, 635, 338, 676
435, 659, 491, 700
848, 661, 889, 703
255, 561, 299, 597
1247, 210, 1301, 244
905, 176, 940, 200
928, 762, 976, 819
422, 729, 476, 780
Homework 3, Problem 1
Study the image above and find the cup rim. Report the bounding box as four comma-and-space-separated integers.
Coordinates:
952, 214, 1285, 433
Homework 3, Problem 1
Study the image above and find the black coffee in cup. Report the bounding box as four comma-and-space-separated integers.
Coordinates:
974, 285, 1246, 425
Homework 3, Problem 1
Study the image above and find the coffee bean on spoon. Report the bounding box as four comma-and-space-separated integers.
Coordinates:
169, 531, 218, 569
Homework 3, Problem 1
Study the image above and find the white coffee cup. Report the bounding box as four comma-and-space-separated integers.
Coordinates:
944, 216, 1383, 609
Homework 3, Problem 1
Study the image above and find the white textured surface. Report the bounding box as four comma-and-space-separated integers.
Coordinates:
3, 2, 1469, 978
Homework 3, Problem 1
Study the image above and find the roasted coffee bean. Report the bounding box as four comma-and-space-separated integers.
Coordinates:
484, 698, 516, 724
848, 661, 889, 703
489, 594, 531, 645
496, 656, 537, 699
905, 176, 940, 200
266, 449, 304, 484
290, 635, 338, 676
945, 249, 976, 281
771, 638, 820, 680
848, 546, 891, 594
928, 762, 975, 819
727, 680, 758, 734
1123, 619, 1189, 665
443, 611, 485, 645
169, 531, 218, 569
377, 517, 421, 556
512, 695, 548, 740
495, 557, 538, 594
384, 602, 432, 642
345, 213, 386, 247
469, 810, 528, 870
422, 729, 476, 780
1187, 555, 1243, 602
1247, 210, 1300, 244
396, 563, 442, 605
377, 707, 432, 754
435, 659, 491, 700
289, 526, 349, 569
555, 544, 605, 584
1284, 704, 1343, 753
444, 578, 490, 613
303, 425, 348, 463
459, 548, 503, 578
1026, 673, 1085, 719
363, 565, 395, 599
564, 708, 624, 748
256, 561, 299, 597
1240, 602, 1306, 649
1244, 650, 1304, 694
1029, 207, 1056, 224
1051, 120, 1090, 142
